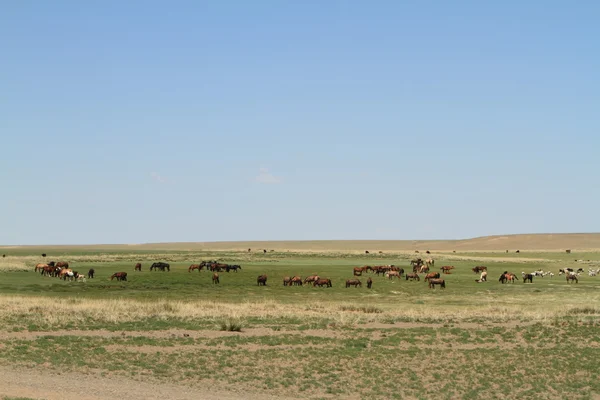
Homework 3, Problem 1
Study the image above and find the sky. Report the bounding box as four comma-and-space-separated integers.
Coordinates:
1, 1, 599, 245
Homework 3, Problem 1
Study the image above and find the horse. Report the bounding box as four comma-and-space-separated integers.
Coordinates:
150, 262, 170, 271
257, 274, 268, 286
499, 272, 518, 284
226, 265, 241, 272
440, 266, 455, 274
472, 266, 487, 274
56, 262, 69, 269
405, 273, 420, 281
385, 271, 401, 280
566, 274, 578, 284
134, 263, 142, 271
290, 276, 303, 286
314, 278, 332, 287
212, 272, 220, 284
367, 277, 373, 289
304, 275, 319, 285
428, 278, 446, 289
188, 264, 202, 272
522, 272, 534, 283
424, 272, 440, 282
419, 265, 430, 274
34, 263, 48, 272
87, 268, 95, 279
283, 276, 292, 286
477, 271, 487, 282
353, 267, 364, 276
110, 272, 127, 281
425, 258, 434, 268
345, 279, 362, 288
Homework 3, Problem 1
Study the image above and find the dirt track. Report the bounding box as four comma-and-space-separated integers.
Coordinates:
0, 364, 294, 400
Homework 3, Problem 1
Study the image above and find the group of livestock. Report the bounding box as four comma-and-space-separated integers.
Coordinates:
349, 260, 448, 289
34, 261, 88, 282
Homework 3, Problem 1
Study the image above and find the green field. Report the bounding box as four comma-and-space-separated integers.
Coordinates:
0, 247, 599, 399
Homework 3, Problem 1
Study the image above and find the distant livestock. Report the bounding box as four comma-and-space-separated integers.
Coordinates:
150, 262, 170, 271
257, 274, 268, 286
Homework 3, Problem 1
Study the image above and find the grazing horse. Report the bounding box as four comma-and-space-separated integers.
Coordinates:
314, 278, 332, 287
188, 264, 202, 272
522, 273, 534, 283
405, 273, 420, 281
428, 278, 446, 289
34, 263, 48, 272
304, 275, 319, 285
290, 276, 303, 286
385, 271, 401, 280
472, 266, 487, 274
226, 265, 241, 272
150, 262, 170, 271
56, 262, 69, 269
353, 267, 364, 276
283, 276, 292, 286
212, 272, 220, 284
134, 263, 142, 271
566, 274, 578, 284
419, 265, 430, 273
257, 274, 268, 286
476, 271, 487, 282
367, 277, 373, 289
499, 272, 518, 284
345, 279, 362, 288
424, 272, 441, 282
440, 266, 454, 274
87, 268, 95, 279
110, 272, 127, 281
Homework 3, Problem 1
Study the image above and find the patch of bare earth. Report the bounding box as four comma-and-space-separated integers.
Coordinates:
0, 365, 293, 400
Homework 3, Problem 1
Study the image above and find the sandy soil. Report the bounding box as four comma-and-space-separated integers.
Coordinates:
0, 364, 295, 400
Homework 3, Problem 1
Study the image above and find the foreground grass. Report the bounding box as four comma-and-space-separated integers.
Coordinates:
1, 249, 599, 399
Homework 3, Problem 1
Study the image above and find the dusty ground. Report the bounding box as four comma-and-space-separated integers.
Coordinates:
0, 364, 296, 400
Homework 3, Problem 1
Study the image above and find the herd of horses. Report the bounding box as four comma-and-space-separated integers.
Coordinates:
33, 256, 589, 290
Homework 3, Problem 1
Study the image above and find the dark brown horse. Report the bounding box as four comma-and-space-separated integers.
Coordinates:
314, 278, 332, 287
367, 277, 373, 289
405, 273, 420, 281
110, 272, 127, 281
472, 266, 487, 274
134, 263, 142, 271
522, 273, 534, 283
566, 274, 578, 284
257, 274, 268, 286
424, 272, 440, 282
87, 268, 95, 279
428, 278, 445, 289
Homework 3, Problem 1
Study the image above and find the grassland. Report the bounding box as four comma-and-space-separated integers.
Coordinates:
0, 239, 599, 399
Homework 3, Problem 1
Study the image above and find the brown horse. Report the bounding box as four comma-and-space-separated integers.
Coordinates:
257, 274, 268, 286
110, 272, 127, 281
87, 268, 95, 279
522, 273, 534, 283
353, 267, 364, 276
428, 278, 445, 289
367, 277, 373, 289
134, 263, 142, 271
56, 262, 69, 269
472, 266, 487, 274
283, 276, 291, 286
385, 271, 401, 280
405, 273, 420, 281
34, 263, 48, 272
290, 276, 303, 286
314, 278, 332, 287
566, 274, 578, 284
304, 275, 319, 285
346, 279, 362, 288
188, 264, 202, 272
440, 266, 455, 274
424, 272, 441, 282
212, 272, 220, 284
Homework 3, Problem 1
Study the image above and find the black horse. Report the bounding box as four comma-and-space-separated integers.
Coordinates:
150, 262, 170, 271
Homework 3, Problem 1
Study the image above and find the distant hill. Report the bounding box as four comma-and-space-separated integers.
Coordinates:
2, 233, 600, 252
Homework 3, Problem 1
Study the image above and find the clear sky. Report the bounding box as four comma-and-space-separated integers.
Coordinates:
1, 1, 599, 245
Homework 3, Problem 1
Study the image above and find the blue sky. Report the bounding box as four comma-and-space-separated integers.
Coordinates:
1, 1, 599, 244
